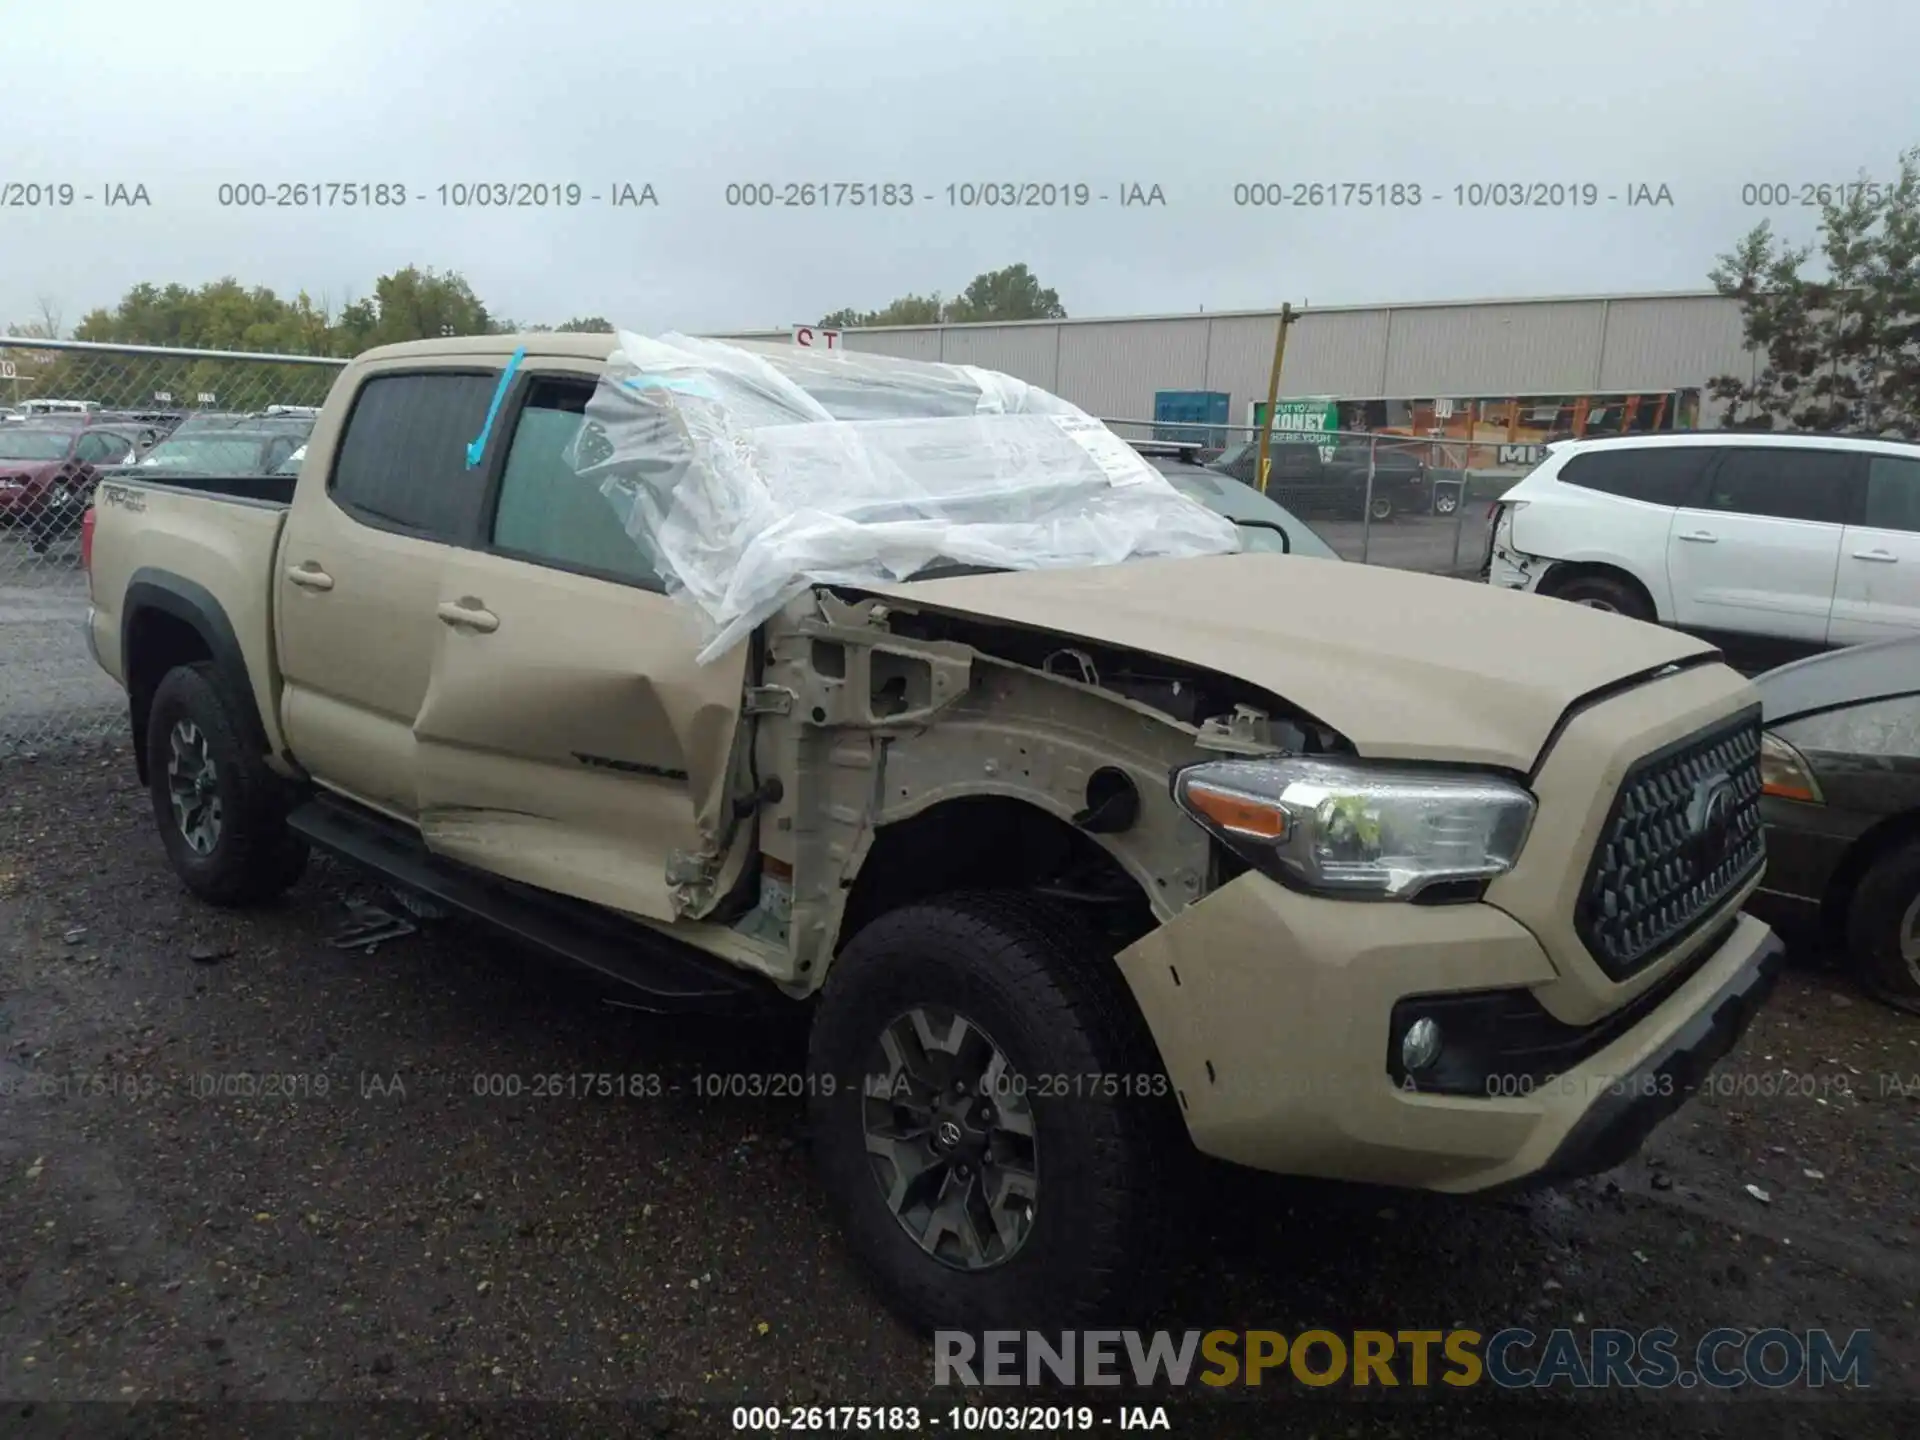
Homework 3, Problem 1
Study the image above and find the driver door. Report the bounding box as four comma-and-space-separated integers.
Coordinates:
410, 368, 751, 922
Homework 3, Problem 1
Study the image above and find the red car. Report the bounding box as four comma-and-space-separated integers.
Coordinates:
0, 423, 144, 546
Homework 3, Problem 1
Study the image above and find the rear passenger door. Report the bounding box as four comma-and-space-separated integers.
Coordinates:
1665, 447, 1857, 643
276, 367, 502, 819
1830, 453, 1920, 643
409, 369, 751, 924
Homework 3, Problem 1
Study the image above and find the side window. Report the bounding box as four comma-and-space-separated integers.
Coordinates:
1863, 455, 1920, 534
262, 437, 297, 472
330, 372, 500, 540
75, 432, 122, 463
490, 378, 662, 587
1700, 448, 1858, 524
1555, 447, 1709, 506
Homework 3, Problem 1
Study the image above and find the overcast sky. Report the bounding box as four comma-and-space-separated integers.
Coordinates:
4, 0, 1915, 335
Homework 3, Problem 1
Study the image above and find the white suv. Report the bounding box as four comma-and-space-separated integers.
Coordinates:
1485, 432, 1920, 661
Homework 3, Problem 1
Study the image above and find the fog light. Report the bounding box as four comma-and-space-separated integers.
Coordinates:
1400, 1017, 1443, 1072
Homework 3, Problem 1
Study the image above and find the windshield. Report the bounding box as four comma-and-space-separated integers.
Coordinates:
137, 436, 270, 472
1165, 468, 1339, 559
0, 430, 73, 460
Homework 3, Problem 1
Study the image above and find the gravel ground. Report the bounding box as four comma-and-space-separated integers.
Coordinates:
0, 537, 123, 758
2, 752, 1918, 1437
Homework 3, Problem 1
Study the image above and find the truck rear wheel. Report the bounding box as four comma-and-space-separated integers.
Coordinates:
145, 662, 308, 908
807, 892, 1180, 1334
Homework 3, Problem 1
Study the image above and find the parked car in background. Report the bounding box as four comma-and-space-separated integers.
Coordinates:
1486, 432, 1920, 668
1749, 636, 1920, 1010
1206, 436, 1434, 521
167, 410, 254, 435
11, 409, 167, 452
96, 409, 187, 439
18, 398, 99, 417
110, 427, 311, 481
1138, 445, 1341, 559
168, 409, 318, 437
0, 422, 143, 545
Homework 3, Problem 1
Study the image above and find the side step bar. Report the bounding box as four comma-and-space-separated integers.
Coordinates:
287, 795, 777, 1015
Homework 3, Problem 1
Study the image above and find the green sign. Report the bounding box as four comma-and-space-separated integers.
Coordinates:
1254, 398, 1339, 464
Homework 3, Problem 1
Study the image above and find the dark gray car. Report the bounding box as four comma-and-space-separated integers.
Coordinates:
1749, 636, 1920, 1010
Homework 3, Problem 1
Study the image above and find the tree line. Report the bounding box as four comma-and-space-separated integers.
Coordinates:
818, 262, 1066, 329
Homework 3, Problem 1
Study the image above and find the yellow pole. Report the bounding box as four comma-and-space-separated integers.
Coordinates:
1256, 303, 1299, 494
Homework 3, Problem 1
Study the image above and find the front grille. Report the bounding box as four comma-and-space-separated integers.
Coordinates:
1576, 706, 1764, 978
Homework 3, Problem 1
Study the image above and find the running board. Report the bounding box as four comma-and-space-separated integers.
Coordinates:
286, 795, 777, 1015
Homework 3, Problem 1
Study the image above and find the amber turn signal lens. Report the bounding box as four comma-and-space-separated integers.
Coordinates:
1183, 784, 1289, 840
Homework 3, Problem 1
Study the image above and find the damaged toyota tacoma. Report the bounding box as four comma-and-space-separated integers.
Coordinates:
83, 331, 1785, 1333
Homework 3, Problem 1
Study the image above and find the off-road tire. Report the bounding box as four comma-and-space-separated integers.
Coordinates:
146, 662, 308, 907
1550, 573, 1655, 622
1846, 839, 1920, 1011
807, 891, 1183, 1334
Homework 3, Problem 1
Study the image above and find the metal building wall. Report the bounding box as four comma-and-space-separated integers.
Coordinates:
710, 291, 1759, 423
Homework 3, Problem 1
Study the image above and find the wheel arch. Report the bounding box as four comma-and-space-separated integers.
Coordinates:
834, 792, 1160, 963
1535, 559, 1665, 621
1819, 808, 1920, 939
122, 570, 267, 784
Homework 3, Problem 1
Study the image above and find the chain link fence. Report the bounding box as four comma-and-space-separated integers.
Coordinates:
0, 337, 346, 760
1099, 418, 1507, 571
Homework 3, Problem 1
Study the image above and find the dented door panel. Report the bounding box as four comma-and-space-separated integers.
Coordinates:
412, 548, 749, 922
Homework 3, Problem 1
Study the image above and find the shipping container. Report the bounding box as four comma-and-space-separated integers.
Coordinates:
1152, 389, 1231, 447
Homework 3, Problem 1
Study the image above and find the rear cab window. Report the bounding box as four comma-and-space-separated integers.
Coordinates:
328, 371, 501, 540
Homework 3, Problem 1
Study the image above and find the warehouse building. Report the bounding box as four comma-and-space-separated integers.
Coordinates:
719, 289, 1760, 473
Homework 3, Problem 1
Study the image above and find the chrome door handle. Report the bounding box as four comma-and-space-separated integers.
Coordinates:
1677, 530, 1718, 543
286, 565, 334, 591
1852, 548, 1898, 562
436, 599, 499, 633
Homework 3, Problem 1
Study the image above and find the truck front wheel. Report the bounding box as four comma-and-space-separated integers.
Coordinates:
145, 662, 309, 908
807, 892, 1180, 1334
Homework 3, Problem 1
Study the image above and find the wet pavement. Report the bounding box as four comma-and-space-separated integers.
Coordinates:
1, 752, 1917, 1437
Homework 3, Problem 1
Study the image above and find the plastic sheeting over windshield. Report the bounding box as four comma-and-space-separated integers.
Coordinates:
569, 331, 1244, 662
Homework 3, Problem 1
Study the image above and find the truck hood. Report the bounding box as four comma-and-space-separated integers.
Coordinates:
871, 552, 1720, 772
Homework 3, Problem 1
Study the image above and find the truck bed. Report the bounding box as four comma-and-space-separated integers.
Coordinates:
93, 470, 296, 507
87, 473, 293, 763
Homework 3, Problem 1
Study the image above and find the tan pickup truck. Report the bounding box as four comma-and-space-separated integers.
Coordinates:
83, 331, 1784, 1334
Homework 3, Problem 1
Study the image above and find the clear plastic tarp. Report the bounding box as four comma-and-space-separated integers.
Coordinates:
568, 332, 1245, 663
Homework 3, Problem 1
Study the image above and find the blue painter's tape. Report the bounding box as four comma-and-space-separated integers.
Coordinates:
465, 345, 527, 468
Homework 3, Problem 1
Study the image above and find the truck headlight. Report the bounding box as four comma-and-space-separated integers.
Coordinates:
1172, 758, 1536, 900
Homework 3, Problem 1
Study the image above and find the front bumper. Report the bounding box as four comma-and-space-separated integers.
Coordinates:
1518, 925, 1784, 1187
1114, 873, 1782, 1193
